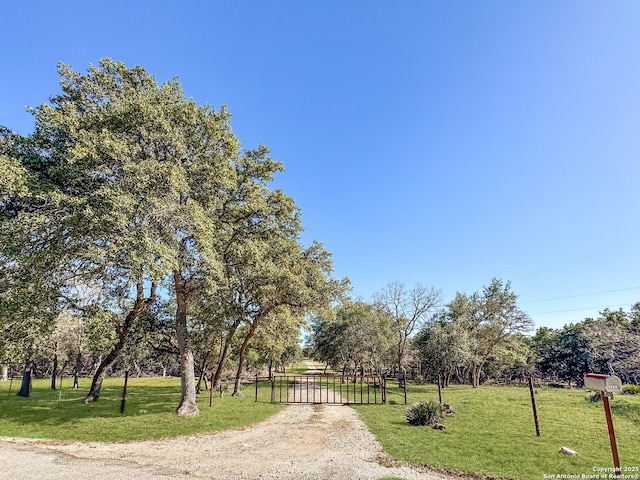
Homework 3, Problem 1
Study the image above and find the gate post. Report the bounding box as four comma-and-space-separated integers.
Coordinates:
120, 370, 129, 414
403, 371, 407, 405
254, 373, 258, 402
209, 373, 214, 407
271, 376, 275, 403
382, 376, 387, 404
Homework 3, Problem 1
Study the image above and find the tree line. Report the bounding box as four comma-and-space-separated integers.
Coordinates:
0, 59, 346, 415
311, 279, 640, 387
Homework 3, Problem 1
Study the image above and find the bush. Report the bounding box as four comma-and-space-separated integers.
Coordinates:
622, 384, 640, 395
414, 375, 426, 385
404, 400, 442, 426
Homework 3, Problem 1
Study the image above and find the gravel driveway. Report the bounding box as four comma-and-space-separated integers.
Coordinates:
1, 402, 458, 480
1, 363, 457, 480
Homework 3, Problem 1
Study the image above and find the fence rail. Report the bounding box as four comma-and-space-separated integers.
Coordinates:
257, 375, 389, 405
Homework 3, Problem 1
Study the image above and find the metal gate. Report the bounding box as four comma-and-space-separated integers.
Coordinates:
269, 375, 386, 405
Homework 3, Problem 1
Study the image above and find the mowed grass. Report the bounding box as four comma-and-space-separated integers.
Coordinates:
0, 376, 285, 442
352, 384, 640, 480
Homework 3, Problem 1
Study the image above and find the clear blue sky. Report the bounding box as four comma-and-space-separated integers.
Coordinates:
2, 1, 640, 330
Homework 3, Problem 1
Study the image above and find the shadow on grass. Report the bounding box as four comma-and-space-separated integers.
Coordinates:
0, 377, 287, 442
611, 398, 640, 423
0, 381, 183, 427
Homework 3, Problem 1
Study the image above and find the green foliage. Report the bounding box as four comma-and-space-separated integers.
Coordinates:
311, 300, 394, 375
415, 315, 471, 383
0, 149, 28, 201
622, 384, 640, 395
374, 282, 441, 372
404, 400, 442, 426
483, 334, 535, 382
531, 311, 640, 386
445, 278, 532, 387
1, 58, 345, 414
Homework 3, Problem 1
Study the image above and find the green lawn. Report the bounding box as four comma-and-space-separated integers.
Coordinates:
3, 377, 639, 480
353, 384, 640, 480
0, 376, 285, 442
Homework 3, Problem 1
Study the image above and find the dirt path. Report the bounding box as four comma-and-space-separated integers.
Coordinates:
2, 403, 450, 480
0, 364, 455, 480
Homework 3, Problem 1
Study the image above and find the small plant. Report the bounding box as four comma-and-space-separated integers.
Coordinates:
586, 391, 601, 402
622, 384, 640, 395
442, 403, 456, 416
404, 400, 442, 426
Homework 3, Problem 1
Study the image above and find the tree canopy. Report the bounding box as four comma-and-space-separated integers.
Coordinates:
1, 59, 344, 414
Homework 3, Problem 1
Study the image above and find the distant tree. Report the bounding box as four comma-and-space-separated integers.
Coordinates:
532, 305, 640, 386
415, 314, 471, 387
374, 282, 440, 375
311, 300, 394, 377
228, 239, 343, 396
531, 326, 563, 382
629, 302, 640, 334
483, 334, 534, 384
252, 314, 302, 378
447, 279, 532, 387
581, 308, 640, 383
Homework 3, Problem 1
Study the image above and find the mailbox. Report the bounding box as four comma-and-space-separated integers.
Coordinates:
584, 373, 622, 393
584, 373, 623, 470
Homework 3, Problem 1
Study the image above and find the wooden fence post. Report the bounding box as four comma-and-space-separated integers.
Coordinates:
120, 370, 129, 414
602, 391, 620, 471
528, 377, 540, 436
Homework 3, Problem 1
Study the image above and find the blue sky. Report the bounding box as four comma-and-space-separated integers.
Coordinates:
2, 1, 640, 330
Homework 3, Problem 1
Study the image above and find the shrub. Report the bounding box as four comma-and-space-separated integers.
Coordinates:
414, 375, 426, 385
404, 400, 442, 426
622, 384, 640, 395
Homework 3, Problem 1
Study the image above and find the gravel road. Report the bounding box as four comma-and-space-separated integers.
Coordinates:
0, 404, 454, 480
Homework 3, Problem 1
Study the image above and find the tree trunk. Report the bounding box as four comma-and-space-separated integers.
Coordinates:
73, 352, 81, 389
85, 279, 156, 403
397, 339, 404, 377
51, 354, 58, 390
211, 318, 241, 390
2, 365, 8, 381
174, 270, 199, 416
195, 350, 212, 394
232, 320, 260, 396
85, 341, 127, 402
472, 363, 483, 388
17, 361, 33, 397
268, 359, 273, 379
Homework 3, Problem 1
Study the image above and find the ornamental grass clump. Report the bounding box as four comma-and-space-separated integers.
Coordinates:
404, 400, 442, 426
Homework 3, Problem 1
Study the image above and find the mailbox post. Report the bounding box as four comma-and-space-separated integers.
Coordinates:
584, 374, 622, 471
